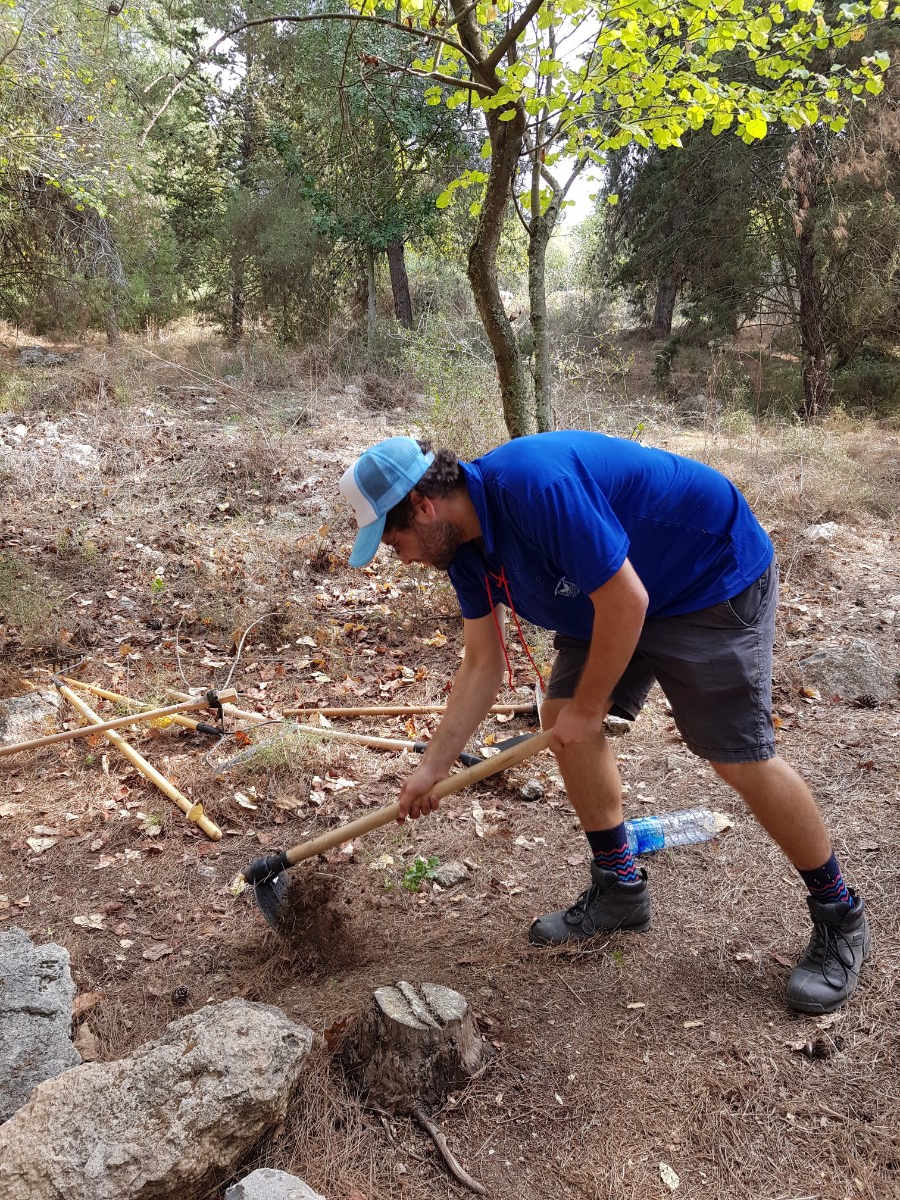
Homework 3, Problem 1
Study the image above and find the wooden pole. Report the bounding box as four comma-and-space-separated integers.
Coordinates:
57, 684, 222, 841
0, 690, 236, 758
281, 729, 551, 868
282, 702, 537, 718
166, 688, 272, 726
61, 678, 212, 733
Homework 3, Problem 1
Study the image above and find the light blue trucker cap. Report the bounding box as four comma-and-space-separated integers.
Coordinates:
339, 437, 434, 567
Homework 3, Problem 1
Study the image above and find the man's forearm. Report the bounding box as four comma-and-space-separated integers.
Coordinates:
572, 630, 640, 717
573, 564, 648, 718
419, 661, 504, 773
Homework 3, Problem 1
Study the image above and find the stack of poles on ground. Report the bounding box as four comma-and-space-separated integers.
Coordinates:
0, 674, 540, 851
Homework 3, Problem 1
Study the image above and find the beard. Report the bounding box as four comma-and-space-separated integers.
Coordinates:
418, 519, 465, 570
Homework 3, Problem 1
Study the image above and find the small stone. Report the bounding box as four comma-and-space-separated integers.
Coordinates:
432, 861, 469, 889
225, 1169, 324, 1200
803, 522, 841, 542
519, 780, 544, 802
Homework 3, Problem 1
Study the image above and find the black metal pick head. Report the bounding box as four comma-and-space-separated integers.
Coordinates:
243, 850, 292, 929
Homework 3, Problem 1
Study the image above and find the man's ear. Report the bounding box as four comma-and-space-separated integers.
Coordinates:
409, 490, 437, 519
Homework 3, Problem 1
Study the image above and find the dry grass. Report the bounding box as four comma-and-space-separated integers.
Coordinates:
1, 329, 899, 1200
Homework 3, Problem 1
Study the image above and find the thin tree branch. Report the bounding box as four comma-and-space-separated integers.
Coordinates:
0, 16, 26, 69
140, 10, 476, 146
373, 58, 493, 97
481, 0, 545, 74
412, 1104, 487, 1195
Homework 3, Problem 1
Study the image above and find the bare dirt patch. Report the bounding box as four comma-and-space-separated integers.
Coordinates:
1, 345, 899, 1200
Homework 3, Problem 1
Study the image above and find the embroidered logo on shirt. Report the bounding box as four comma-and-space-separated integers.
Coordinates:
554, 577, 581, 598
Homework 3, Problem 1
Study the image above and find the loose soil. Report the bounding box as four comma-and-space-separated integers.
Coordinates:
1, 340, 899, 1200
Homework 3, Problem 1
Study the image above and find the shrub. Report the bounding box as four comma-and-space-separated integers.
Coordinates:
832, 355, 900, 417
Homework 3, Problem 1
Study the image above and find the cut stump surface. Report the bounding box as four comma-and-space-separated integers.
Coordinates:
340, 981, 486, 1114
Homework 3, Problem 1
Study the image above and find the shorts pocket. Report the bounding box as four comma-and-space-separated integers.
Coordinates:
725, 569, 770, 628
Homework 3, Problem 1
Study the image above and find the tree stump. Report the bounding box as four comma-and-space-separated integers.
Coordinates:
339, 981, 486, 1114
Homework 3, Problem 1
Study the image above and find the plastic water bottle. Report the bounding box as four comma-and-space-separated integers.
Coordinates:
624, 807, 729, 855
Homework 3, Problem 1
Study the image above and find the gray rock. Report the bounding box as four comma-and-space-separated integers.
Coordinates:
0, 927, 80, 1122
0, 690, 62, 746
432, 861, 469, 888
0, 998, 313, 1200
803, 521, 841, 542
797, 638, 894, 704
17, 346, 66, 367
519, 779, 544, 802
225, 1168, 325, 1200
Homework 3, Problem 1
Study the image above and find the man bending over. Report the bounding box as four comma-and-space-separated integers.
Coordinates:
338, 432, 870, 1014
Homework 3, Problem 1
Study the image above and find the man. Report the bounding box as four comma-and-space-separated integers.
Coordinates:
338, 431, 871, 1014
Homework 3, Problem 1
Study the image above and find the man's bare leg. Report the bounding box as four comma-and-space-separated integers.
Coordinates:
529, 698, 650, 945
710, 757, 831, 870
539, 697, 623, 830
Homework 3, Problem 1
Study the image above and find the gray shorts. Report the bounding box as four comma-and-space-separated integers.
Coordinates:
546, 561, 778, 763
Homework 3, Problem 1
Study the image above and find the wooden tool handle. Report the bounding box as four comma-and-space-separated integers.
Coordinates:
284, 728, 552, 868
63, 678, 205, 732
57, 685, 222, 841
0, 689, 237, 758
283, 702, 537, 718
167, 688, 272, 726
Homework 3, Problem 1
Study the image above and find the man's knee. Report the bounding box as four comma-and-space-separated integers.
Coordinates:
539, 696, 613, 731
709, 756, 778, 792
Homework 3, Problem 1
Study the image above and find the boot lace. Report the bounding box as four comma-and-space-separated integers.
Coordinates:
805, 919, 861, 990
564, 882, 602, 929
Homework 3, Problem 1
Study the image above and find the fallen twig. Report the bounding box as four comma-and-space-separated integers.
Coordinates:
412, 1103, 487, 1196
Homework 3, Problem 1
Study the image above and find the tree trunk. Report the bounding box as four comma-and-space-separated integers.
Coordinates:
528, 200, 561, 433
229, 253, 245, 345
365, 244, 377, 359
793, 128, 831, 422
104, 309, 120, 346
468, 109, 531, 439
651, 266, 680, 339
450, 0, 530, 440
339, 981, 486, 1114
228, 47, 255, 348
387, 240, 413, 329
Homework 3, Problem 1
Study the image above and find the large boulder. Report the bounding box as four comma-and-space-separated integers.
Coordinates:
17, 346, 67, 367
225, 1168, 325, 1199
797, 638, 895, 705
0, 998, 313, 1200
0, 927, 80, 1122
0, 690, 62, 747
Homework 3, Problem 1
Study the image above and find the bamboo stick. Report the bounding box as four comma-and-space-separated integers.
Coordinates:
57, 684, 222, 841
166, 688, 272, 726
0, 690, 236, 759
282, 702, 538, 718
61, 678, 224, 735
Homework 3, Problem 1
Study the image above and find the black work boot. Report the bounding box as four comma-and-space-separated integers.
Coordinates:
786, 891, 871, 1014
529, 863, 651, 946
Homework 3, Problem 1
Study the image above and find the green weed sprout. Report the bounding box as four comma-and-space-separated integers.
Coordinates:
401, 855, 440, 893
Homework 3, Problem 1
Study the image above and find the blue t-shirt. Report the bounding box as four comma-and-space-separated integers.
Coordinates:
447, 431, 773, 639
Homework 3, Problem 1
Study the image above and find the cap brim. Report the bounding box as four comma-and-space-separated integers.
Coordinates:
348, 515, 386, 567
